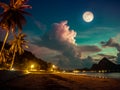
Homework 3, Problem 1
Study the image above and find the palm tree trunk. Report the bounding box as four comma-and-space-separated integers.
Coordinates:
10, 49, 16, 70
0, 31, 9, 53
0, 31, 9, 65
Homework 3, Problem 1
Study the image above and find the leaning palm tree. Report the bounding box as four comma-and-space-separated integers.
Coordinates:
0, 0, 32, 60
9, 33, 28, 70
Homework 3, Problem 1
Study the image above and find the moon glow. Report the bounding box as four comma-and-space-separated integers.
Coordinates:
82, 11, 94, 22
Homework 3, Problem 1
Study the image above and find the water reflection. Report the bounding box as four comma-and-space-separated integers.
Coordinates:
79, 72, 120, 79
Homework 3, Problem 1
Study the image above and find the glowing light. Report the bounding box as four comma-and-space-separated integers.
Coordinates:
51, 65, 57, 72
73, 70, 80, 73
24, 70, 30, 74
31, 64, 34, 69
82, 70, 86, 73
11, 68, 15, 71
52, 65, 56, 68
62, 70, 66, 73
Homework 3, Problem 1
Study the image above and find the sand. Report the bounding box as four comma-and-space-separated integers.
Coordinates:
55, 73, 120, 90
0, 71, 120, 90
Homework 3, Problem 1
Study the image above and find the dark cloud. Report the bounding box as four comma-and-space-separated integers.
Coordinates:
101, 38, 120, 64
78, 45, 101, 59
82, 56, 93, 68
101, 38, 120, 51
79, 45, 101, 53
97, 54, 116, 60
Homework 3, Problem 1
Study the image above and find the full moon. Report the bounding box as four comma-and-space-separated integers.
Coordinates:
82, 11, 94, 22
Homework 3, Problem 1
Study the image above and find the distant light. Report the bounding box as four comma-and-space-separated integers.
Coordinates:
11, 68, 15, 71
62, 70, 66, 73
73, 70, 79, 73
52, 65, 56, 68
24, 70, 30, 74
31, 64, 34, 69
82, 70, 86, 73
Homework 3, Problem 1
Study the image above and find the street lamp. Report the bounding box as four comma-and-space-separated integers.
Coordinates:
52, 65, 56, 69
52, 65, 57, 72
30, 64, 34, 70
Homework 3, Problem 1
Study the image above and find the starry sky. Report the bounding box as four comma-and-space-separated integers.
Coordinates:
1, 0, 120, 69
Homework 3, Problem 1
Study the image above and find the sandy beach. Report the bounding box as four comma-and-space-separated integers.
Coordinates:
0, 71, 120, 90
55, 73, 120, 90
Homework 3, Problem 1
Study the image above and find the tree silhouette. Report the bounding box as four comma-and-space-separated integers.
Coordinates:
0, 0, 31, 67
9, 33, 28, 69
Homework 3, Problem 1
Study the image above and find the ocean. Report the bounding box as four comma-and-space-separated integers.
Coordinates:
79, 72, 120, 79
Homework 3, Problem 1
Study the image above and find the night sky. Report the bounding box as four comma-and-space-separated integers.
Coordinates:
1, 0, 120, 69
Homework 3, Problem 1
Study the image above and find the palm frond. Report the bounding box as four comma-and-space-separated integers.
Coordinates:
19, 10, 32, 16
20, 5, 32, 9
9, 33, 27, 55
10, 0, 17, 7
0, 2, 9, 12
14, 0, 29, 9
0, 0, 31, 32
17, 12, 27, 25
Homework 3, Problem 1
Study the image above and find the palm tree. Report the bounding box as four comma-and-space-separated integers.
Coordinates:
0, 0, 32, 61
9, 33, 28, 69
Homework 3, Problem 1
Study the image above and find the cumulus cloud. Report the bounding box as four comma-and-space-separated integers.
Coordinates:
33, 21, 80, 55
31, 21, 101, 69
53, 21, 76, 45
